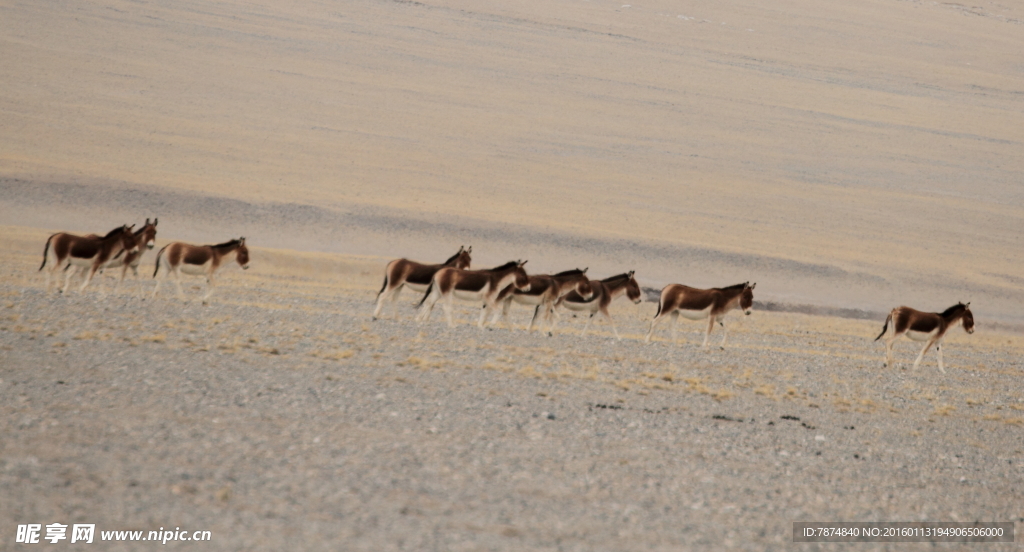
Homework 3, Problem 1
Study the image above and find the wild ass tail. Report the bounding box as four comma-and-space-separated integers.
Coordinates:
153, 245, 170, 277
416, 282, 434, 308
39, 234, 55, 271
376, 275, 388, 300
874, 313, 892, 341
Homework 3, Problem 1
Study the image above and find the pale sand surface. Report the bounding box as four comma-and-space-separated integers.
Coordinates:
3, 0, 1024, 548
1, 0, 1022, 321
2, 227, 1024, 550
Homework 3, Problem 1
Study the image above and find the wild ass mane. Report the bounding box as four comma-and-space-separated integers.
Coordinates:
490, 261, 521, 271
208, 239, 242, 249
940, 303, 968, 317
442, 249, 464, 265
102, 226, 126, 239
601, 272, 632, 283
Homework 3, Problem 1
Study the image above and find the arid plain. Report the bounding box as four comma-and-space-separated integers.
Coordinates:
2, 0, 1023, 549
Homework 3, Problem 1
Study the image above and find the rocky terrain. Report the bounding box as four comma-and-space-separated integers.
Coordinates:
2, 233, 1022, 550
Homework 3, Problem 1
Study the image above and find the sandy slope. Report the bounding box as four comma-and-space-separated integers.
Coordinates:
2, 0, 1022, 323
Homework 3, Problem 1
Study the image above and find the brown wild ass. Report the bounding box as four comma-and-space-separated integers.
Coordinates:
40, 225, 139, 294
492, 268, 593, 332
89, 218, 159, 296
552, 272, 643, 340
373, 246, 472, 320
874, 303, 974, 373
416, 261, 530, 328
152, 238, 250, 304
644, 282, 755, 348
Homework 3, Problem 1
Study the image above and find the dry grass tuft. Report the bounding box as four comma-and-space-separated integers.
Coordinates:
710, 389, 735, 401
518, 366, 542, 379
933, 404, 956, 417
310, 349, 354, 361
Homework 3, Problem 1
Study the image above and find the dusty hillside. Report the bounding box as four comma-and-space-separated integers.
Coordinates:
1, 0, 1022, 323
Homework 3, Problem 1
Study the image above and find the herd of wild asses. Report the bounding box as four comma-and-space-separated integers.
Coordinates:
39, 220, 248, 305
37, 225, 975, 371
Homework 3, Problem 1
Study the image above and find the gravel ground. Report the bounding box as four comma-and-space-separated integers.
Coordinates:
2, 252, 1023, 551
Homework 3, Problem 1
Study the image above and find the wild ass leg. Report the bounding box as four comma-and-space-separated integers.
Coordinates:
152, 268, 163, 298
528, 304, 544, 332
132, 265, 145, 299
443, 294, 456, 328
477, 301, 490, 328
416, 289, 439, 322
581, 312, 595, 337
389, 286, 403, 320
202, 273, 216, 304
173, 268, 186, 301
885, 338, 897, 368
91, 268, 106, 295
62, 265, 79, 294
602, 306, 621, 340
78, 264, 100, 293
113, 264, 130, 295
487, 297, 511, 328
671, 311, 681, 344
912, 337, 938, 371
719, 319, 728, 349
702, 316, 716, 349
47, 262, 65, 293
543, 303, 559, 334
372, 283, 400, 320
935, 342, 946, 373
548, 307, 563, 334
644, 310, 665, 343
372, 284, 389, 320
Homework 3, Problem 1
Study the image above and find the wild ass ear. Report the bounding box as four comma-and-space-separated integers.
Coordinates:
127, 224, 135, 230
520, 260, 528, 267
154, 218, 158, 226
581, 267, 588, 273
628, 270, 635, 277
964, 301, 970, 307
750, 282, 756, 289
240, 237, 246, 244
145, 218, 150, 225
467, 246, 472, 253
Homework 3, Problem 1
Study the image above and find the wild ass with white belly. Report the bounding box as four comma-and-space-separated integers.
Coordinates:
552, 271, 643, 340
492, 268, 593, 332
416, 261, 530, 328
874, 303, 974, 372
373, 246, 472, 320
152, 238, 250, 304
90, 218, 158, 296
39, 225, 139, 294
644, 282, 755, 349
